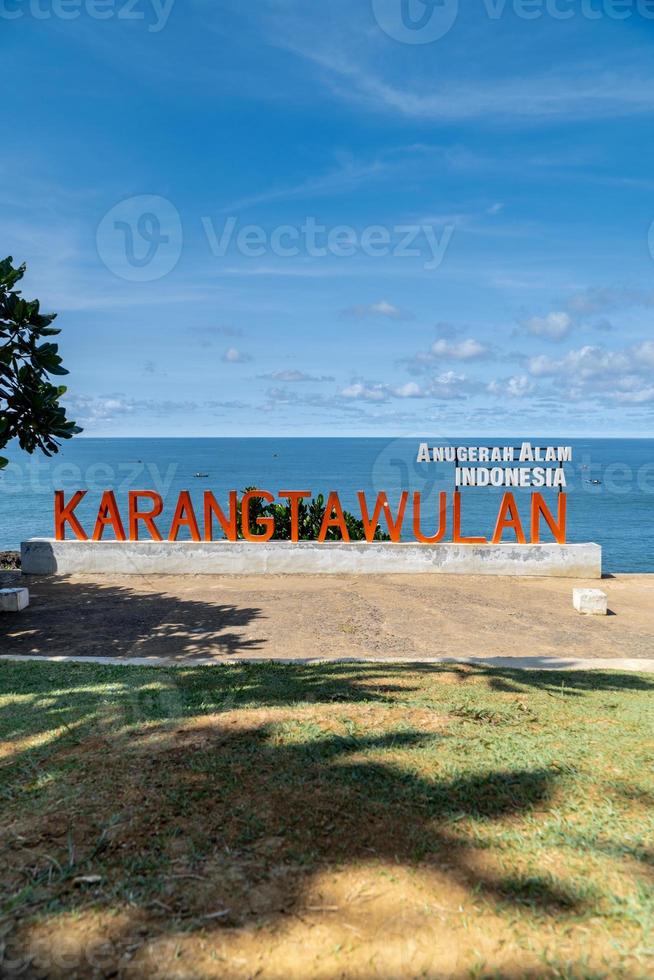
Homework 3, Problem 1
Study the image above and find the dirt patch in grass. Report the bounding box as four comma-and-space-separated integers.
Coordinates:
1, 662, 653, 978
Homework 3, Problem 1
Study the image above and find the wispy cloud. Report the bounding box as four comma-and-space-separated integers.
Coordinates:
341, 371, 470, 402
565, 285, 654, 316
282, 41, 654, 122
257, 370, 335, 382
341, 299, 412, 320
517, 284, 654, 343
220, 153, 393, 211
64, 394, 202, 425
188, 325, 244, 348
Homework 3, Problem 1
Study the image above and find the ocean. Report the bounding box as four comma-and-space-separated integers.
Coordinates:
1, 437, 653, 572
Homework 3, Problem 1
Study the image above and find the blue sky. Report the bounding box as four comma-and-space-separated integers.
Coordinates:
2, 0, 654, 436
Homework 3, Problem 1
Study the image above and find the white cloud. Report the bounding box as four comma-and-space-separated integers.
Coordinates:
635, 340, 654, 367
487, 375, 535, 399
405, 337, 492, 375
391, 381, 423, 398
528, 345, 629, 379
340, 371, 468, 403
342, 299, 412, 320
430, 338, 490, 360
222, 347, 251, 363
341, 382, 387, 401
428, 371, 470, 400
613, 387, 654, 404
521, 311, 572, 341
526, 341, 654, 404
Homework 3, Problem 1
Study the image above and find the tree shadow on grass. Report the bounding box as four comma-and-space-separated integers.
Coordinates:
1, 651, 653, 768
471, 665, 654, 696
0, 660, 434, 750
0, 659, 650, 977
1, 720, 580, 976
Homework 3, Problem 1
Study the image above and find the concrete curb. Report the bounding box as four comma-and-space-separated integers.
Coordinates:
1, 654, 653, 673
21, 538, 603, 578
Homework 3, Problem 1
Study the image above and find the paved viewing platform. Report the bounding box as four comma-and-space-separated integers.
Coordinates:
1, 569, 651, 667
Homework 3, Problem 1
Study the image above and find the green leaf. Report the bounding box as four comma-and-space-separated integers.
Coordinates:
0, 257, 81, 458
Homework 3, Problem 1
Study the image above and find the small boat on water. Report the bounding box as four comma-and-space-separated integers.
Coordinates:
194, 472, 209, 478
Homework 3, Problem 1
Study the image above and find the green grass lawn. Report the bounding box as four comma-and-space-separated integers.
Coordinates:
1, 660, 653, 979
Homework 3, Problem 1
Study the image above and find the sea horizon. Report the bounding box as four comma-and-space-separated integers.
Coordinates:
2, 436, 652, 572
59, 434, 654, 441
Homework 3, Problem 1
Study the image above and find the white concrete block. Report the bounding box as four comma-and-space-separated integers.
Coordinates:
21, 538, 602, 579
573, 588, 608, 615
0, 587, 30, 612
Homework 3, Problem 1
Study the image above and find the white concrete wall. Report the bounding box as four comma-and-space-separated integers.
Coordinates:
21, 538, 602, 578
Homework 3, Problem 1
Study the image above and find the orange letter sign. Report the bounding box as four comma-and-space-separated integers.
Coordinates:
92, 491, 126, 541
452, 491, 487, 545
491, 492, 526, 544
531, 492, 567, 544
55, 490, 88, 541
128, 491, 164, 541
204, 491, 238, 541
279, 490, 311, 542
357, 491, 408, 542
318, 491, 350, 542
413, 492, 447, 544
169, 491, 201, 542
241, 489, 275, 541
